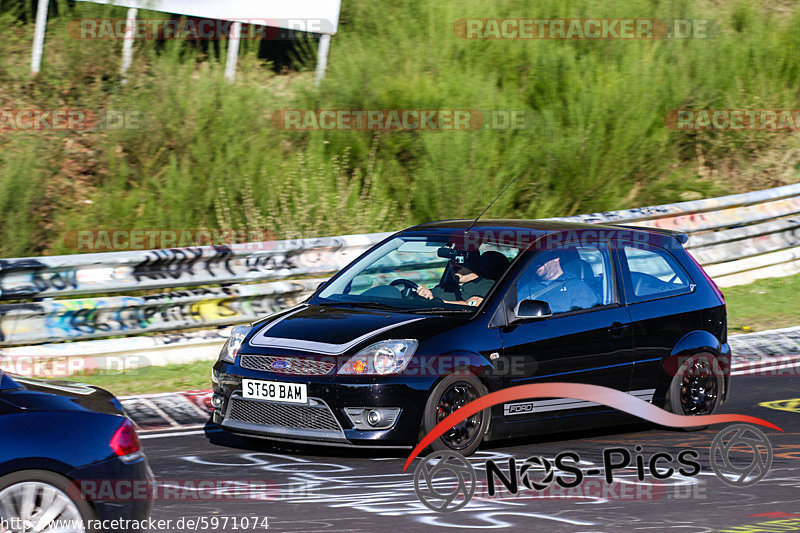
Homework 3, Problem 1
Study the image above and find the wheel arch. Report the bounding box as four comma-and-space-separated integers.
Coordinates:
0, 458, 74, 480
423, 350, 497, 394
661, 330, 730, 406
418, 351, 495, 444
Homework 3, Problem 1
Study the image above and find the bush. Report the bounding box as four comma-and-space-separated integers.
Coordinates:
0, 0, 799, 255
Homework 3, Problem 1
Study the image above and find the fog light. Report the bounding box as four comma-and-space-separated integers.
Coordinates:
344, 407, 401, 430
211, 393, 224, 409
366, 410, 382, 427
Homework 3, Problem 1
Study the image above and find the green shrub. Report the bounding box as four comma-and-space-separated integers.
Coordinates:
0, 0, 799, 256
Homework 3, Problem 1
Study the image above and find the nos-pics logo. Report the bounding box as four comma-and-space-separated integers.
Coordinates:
414, 424, 773, 513
414, 452, 477, 512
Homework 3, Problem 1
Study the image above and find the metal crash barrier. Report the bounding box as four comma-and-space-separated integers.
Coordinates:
1, 182, 798, 372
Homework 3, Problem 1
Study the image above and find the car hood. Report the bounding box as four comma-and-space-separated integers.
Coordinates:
0, 375, 125, 417
246, 304, 457, 356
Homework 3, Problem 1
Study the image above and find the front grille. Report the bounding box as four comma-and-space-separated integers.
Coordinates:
227, 397, 341, 432
239, 354, 336, 376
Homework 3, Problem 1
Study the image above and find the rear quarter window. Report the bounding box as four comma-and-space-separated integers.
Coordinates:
623, 244, 693, 302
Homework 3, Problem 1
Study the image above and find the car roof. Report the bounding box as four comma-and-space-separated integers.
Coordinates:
402, 219, 688, 244
409, 219, 586, 232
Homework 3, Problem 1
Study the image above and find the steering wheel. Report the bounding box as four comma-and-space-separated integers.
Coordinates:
390, 279, 419, 298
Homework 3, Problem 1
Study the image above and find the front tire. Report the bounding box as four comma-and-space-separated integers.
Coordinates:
664, 353, 724, 431
422, 372, 489, 456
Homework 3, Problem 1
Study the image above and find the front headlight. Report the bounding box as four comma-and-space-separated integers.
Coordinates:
338, 339, 419, 375
218, 325, 251, 363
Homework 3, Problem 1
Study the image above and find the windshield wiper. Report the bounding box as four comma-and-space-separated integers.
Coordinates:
410, 307, 473, 315
317, 301, 472, 314
317, 301, 403, 312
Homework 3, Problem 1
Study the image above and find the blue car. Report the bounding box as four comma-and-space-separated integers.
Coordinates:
213, 220, 730, 455
0, 372, 152, 532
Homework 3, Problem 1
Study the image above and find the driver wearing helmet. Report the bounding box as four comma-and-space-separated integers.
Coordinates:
416, 252, 492, 306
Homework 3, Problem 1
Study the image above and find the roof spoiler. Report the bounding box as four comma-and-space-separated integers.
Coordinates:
611, 224, 689, 245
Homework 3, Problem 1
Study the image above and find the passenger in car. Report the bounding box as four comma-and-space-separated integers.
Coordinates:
517, 248, 599, 314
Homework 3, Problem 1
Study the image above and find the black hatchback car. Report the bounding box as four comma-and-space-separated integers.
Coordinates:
213, 220, 730, 455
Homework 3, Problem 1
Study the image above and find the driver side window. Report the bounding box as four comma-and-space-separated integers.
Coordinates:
515, 242, 614, 315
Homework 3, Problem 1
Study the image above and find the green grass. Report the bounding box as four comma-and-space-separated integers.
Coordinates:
1, 1, 799, 255
69, 360, 214, 396
724, 272, 800, 333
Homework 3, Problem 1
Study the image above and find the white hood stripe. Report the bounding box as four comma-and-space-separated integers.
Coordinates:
249, 308, 425, 355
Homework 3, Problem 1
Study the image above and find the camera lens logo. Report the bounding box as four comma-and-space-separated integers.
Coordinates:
710, 424, 773, 487
413, 451, 476, 512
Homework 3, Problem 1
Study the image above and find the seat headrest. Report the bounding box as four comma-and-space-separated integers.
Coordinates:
479, 251, 510, 280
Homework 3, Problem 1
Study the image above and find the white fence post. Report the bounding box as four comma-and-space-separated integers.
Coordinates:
120, 7, 138, 83
30, 0, 50, 75
314, 33, 331, 85
224, 21, 243, 82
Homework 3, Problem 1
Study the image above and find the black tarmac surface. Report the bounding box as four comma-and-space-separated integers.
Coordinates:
139, 375, 799, 532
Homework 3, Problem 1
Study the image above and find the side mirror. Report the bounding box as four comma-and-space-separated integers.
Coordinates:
308, 282, 326, 302
512, 299, 552, 322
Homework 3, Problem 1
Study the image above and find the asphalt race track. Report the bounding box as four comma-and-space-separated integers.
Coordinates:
140, 375, 799, 533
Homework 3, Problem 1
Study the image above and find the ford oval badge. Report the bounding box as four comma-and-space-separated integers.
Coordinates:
271, 360, 290, 370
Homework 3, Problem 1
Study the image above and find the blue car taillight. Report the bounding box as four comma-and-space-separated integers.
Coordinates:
110, 418, 143, 462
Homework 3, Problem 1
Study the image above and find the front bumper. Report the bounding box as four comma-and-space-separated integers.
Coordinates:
213, 361, 437, 447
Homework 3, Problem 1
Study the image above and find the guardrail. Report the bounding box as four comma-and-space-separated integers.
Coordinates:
553, 182, 800, 287
0, 233, 387, 300
0, 182, 798, 350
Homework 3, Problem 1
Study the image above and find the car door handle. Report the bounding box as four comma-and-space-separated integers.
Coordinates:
609, 322, 630, 338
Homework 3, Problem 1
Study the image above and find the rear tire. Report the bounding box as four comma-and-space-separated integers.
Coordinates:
421, 372, 489, 456
0, 470, 98, 533
664, 353, 724, 431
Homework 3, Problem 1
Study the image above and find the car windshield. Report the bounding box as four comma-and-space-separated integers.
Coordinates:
314, 232, 521, 313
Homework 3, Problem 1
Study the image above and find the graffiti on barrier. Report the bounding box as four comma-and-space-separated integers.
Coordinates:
0, 281, 318, 345
0, 259, 79, 299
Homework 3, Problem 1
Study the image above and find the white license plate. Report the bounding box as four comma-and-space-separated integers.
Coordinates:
242, 379, 307, 404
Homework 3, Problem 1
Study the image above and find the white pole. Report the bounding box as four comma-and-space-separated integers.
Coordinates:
120, 8, 138, 84
224, 21, 242, 82
314, 33, 331, 86
30, 0, 50, 75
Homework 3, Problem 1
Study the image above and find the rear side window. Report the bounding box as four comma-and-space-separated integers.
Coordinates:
622, 244, 693, 301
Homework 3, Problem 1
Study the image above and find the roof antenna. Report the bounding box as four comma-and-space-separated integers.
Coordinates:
464, 175, 520, 233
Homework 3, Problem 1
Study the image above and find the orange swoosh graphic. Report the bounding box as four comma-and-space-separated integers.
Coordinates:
403, 382, 782, 472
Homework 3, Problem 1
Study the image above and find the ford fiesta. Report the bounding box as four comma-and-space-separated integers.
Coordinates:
212, 220, 730, 455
